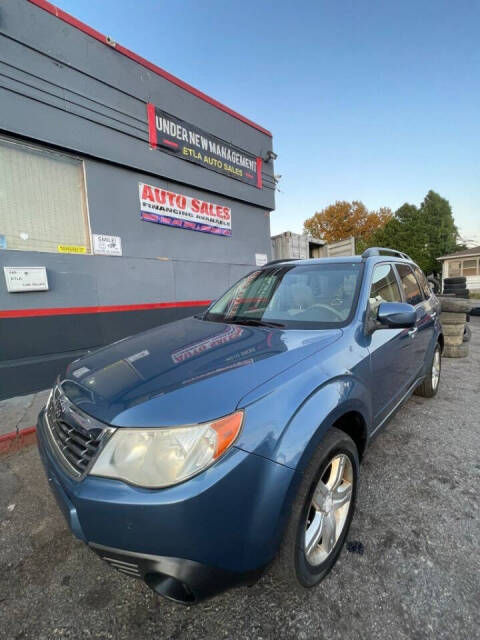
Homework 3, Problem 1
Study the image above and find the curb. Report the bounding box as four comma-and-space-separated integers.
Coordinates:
0, 426, 37, 455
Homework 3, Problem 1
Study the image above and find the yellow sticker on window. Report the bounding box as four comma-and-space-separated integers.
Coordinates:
57, 244, 87, 254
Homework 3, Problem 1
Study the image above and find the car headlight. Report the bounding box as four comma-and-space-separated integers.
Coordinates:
89, 411, 244, 488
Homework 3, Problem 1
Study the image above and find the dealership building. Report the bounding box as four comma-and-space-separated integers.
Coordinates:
0, 0, 276, 399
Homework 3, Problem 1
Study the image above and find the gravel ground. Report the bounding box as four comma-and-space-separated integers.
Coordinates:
1, 319, 479, 640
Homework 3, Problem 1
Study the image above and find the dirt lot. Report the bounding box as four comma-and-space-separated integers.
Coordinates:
1, 319, 479, 640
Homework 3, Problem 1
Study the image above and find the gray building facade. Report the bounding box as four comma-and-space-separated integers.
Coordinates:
0, 0, 275, 399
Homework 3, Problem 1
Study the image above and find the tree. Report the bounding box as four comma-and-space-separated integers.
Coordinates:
370, 204, 430, 270
420, 191, 458, 273
367, 191, 459, 274
303, 201, 392, 250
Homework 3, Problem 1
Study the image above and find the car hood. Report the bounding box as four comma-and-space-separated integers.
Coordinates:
60, 316, 342, 426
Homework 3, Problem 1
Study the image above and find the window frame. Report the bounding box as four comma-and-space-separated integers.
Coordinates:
461, 258, 478, 276
412, 265, 432, 300
0, 135, 92, 255
368, 261, 403, 305
393, 262, 425, 307
447, 257, 479, 277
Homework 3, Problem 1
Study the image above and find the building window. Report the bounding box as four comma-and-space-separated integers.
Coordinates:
462, 259, 478, 276
448, 260, 462, 276
0, 137, 90, 254
447, 258, 479, 277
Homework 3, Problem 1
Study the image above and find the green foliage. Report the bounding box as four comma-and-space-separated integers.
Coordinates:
365, 191, 459, 275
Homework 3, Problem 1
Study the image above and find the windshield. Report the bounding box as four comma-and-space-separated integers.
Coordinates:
204, 262, 364, 329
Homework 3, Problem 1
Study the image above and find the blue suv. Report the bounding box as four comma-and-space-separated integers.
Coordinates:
37, 248, 442, 603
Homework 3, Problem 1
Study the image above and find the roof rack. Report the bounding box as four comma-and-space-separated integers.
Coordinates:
361, 247, 411, 261
263, 258, 299, 266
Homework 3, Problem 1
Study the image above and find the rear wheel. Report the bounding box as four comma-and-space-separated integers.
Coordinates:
272, 428, 359, 590
415, 343, 441, 397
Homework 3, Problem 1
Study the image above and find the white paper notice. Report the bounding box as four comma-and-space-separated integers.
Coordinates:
255, 253, 268, 266
4, 267, 49, 292
93, 234, 122, 256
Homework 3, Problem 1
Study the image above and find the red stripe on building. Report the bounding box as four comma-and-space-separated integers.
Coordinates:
0, 300, 212, 319
146, 103, 157, 148
28, 0, 272, 137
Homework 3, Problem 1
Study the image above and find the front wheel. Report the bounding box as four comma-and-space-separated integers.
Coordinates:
271, 428, 359, 590
414, 342, 441, 398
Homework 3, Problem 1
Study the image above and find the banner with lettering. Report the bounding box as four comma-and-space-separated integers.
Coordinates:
147, 104, 262, 189
139, 182, 232, 236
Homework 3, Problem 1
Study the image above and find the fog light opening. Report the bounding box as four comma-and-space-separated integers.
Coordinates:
144, 572, 196, 604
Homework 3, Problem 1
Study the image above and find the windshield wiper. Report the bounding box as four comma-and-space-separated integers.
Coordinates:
225, 318, 286, 328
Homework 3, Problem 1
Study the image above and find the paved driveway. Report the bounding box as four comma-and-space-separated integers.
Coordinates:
1, 319, 479, 640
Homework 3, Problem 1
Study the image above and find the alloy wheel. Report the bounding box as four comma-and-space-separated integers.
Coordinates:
431, 349, 441, 390
304, 454, 354, 566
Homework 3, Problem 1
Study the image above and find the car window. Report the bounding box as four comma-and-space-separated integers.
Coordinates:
205, 262, 364, 328
368, 263, 402, 314
412, 265, 431, 299
396, 263, 424, 305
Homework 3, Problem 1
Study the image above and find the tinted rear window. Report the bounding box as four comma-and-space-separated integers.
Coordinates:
413, 265, 432, 299
396, 263, 423, 305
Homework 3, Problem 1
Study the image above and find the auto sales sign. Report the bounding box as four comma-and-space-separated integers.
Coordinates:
139, 182, 232, 236
147, 104, 263, 189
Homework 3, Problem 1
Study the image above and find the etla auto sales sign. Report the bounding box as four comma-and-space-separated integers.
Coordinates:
139, 182, 232, 237
147, 104, 263, 189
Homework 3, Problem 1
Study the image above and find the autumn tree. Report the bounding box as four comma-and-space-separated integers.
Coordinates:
303, 201, 392, 251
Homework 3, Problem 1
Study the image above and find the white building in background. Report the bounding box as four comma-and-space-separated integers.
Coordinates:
271, 232, 355, 261
438, 247, 480, 293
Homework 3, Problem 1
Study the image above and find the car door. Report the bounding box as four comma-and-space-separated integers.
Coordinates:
412, 264, 438, 350
394, 263, 434, 380
367, 262, 417, 426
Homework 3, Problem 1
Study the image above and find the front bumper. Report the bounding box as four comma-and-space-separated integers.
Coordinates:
89, 542, 262, 603
37, 409, 296, 602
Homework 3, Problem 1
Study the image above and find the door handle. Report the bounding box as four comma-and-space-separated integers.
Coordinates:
408, 327, 418, 338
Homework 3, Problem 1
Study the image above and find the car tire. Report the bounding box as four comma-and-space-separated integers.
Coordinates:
439, 299, 472, 313
440, 311, 467, 324
442, 324, 464, 337
414, 342, 441, 398
271, 427, 359, 590
443, 285, 466, 291
444, 277, 466, 285
443, 285, 468, 293
444, 343, 469, 358
443, 289, 470, 299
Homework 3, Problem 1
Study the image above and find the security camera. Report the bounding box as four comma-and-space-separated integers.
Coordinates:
264, 150, 278, 163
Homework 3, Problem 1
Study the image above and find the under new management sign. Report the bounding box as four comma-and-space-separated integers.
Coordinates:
147, 104, 263, 189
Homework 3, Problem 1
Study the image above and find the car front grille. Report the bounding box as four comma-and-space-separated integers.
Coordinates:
45, 385, 114, 478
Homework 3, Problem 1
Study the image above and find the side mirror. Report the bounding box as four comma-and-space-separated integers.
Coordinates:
377, 302, 416, 329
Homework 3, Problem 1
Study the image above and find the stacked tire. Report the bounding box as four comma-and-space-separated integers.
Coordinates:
440, 298, 472, 358
442, 276, 469, 298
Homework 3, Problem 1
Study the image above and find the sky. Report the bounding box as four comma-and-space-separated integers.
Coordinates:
56, 0, 480, 244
